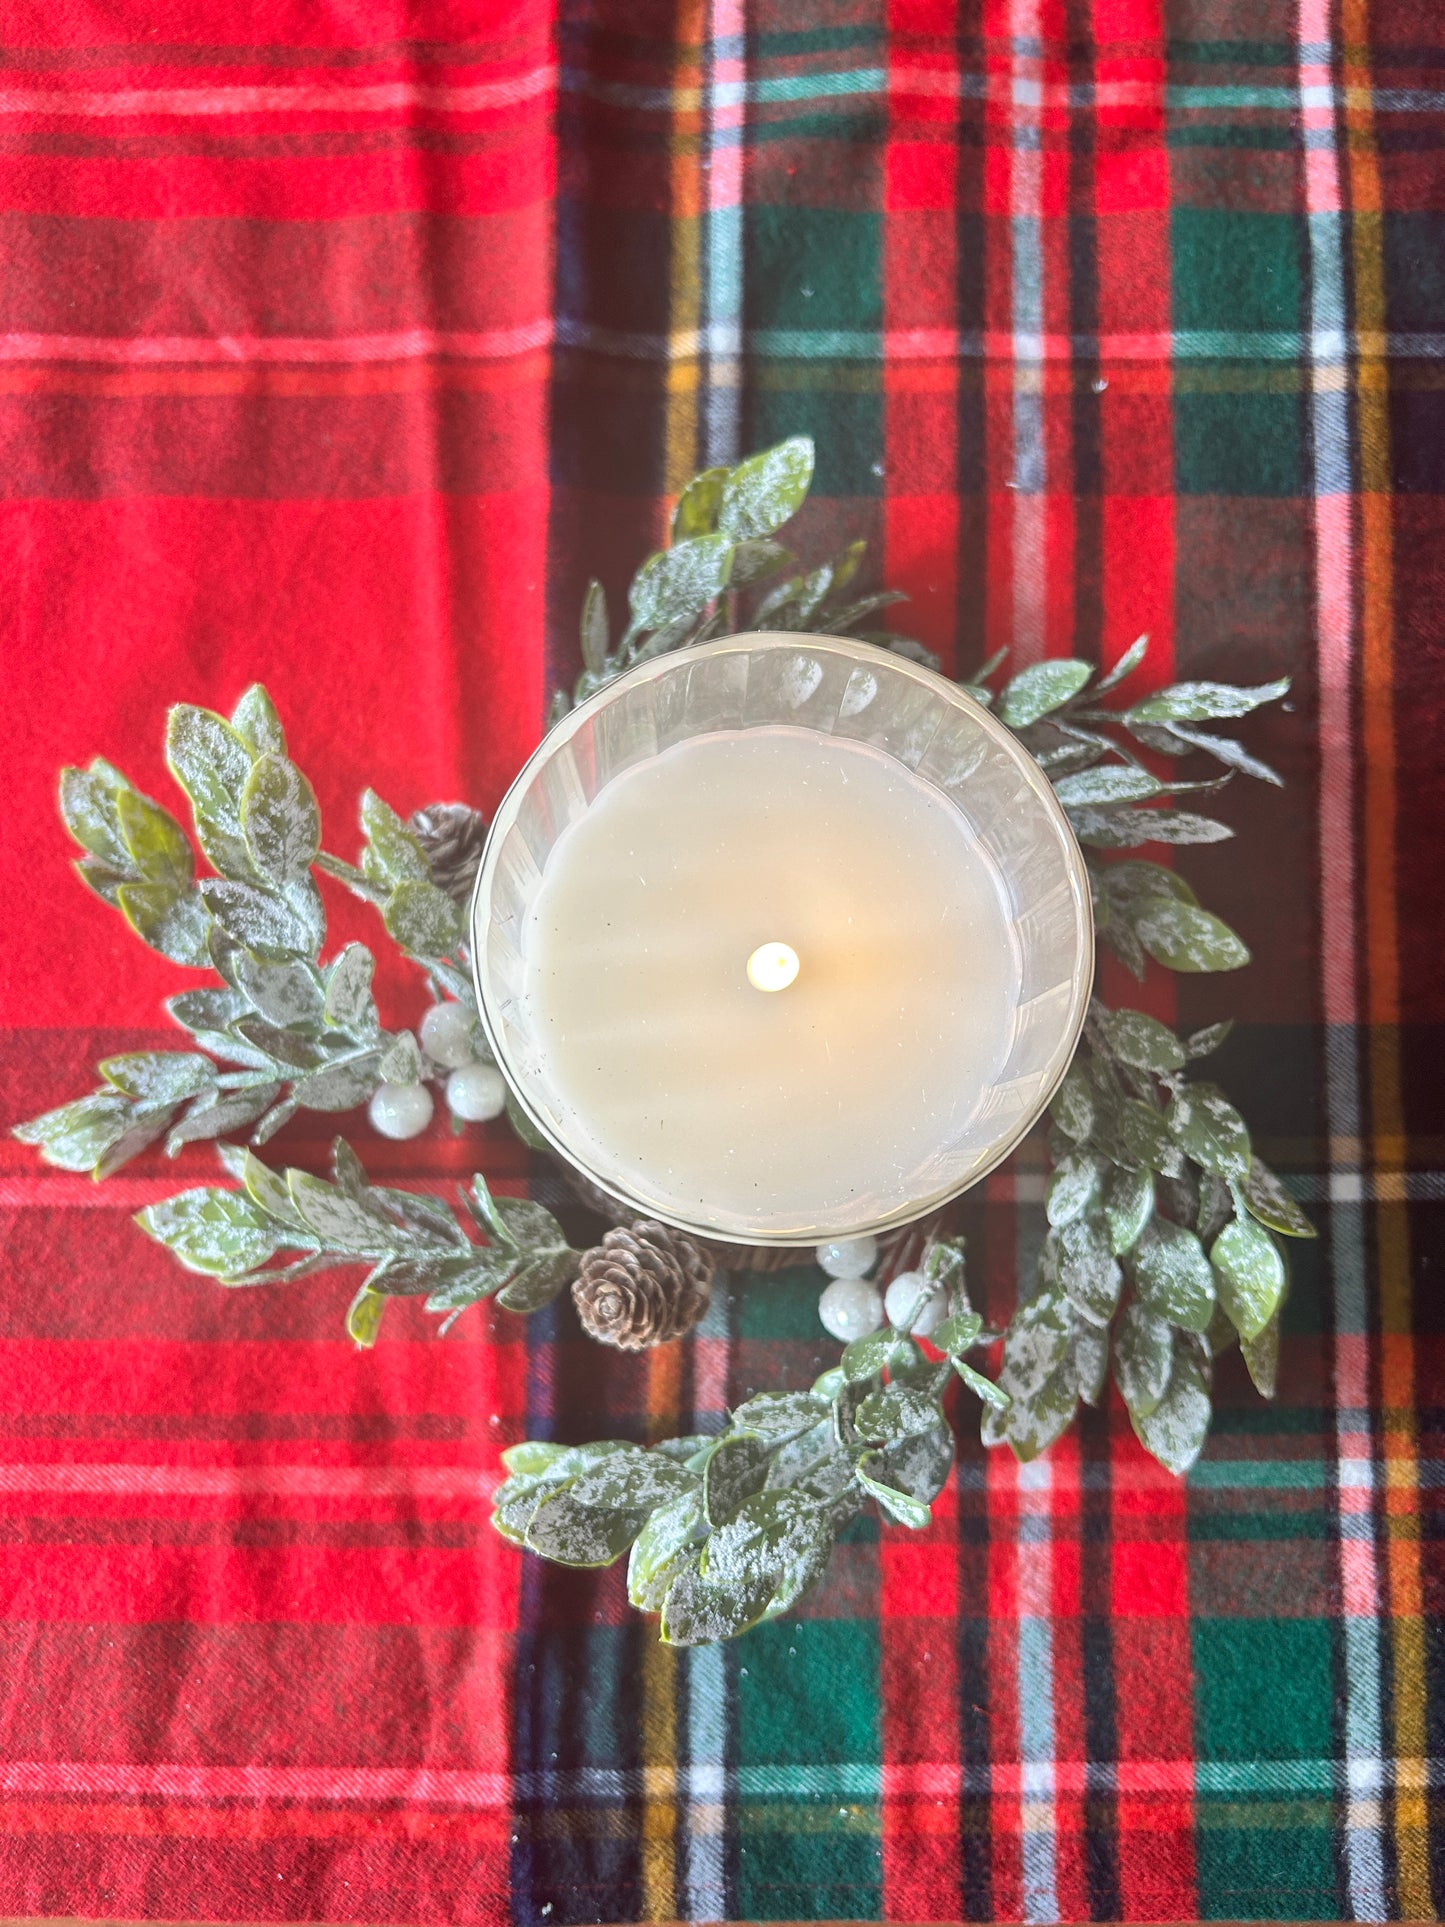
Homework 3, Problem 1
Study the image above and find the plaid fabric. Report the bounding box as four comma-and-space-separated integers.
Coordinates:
0, 1, 1440, 1921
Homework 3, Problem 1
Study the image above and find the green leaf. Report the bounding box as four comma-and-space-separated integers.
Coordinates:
367, 1252, 474, 1297
230, 1016, 328, 1072
932, 1309, 983, 1357
231, 684, 286, 757
1127, 676, 1290, 725
1092, 633, 1149, 694
670, 465, 729, 540
423, 1252, 515, 1314
382, 878, 465, 958
286, 1171, 392, 1251
1070, 807, 1234, 849
291, 1058, 381, 1111
13, 1091, 133, 1172
1102, 1165, 1153, 1255
100, 1052, 216, 1105
1052, 1217, 1123, 1326
1185, 1019, 1234, 1060
137, 1187, 284, 1278
526, 1489, 643, 1567
1134, 899, 1249, 972
729, 1392, 826, 1442
359, 790, 430, 884
569, 1449, 695, 1512
953, 1359, 1009, 1409
1240, 1310, 1280, 1398
1166, 721, 1282, 787
1055, 766, 1162, 809
73, 856, 130, 906
577, 578, 610, 674
1131, 1340, 1212, 1475
1210, 1217, 1285, 1340
628, 1492, 704, 1611
1046, 1150, 1104, 1226
856, 1454, 932, 1529
164, 1084, 281, 1153
167, 987, 248, 1035
240, 1150, 309, 1229
730, 537, 793, 586
492, 1196, 569, 1252
166, 704, 256, 878
840, 1327, 906, 1383
1113, 1298, 1174, 1419
1071, 1324, 1109, 1405
379, 1030, 424, 1085
855, 1383, 944, 1444
324, 944, 376, 1030
1130, 1219, 1216, 1331
661, 1565, 773, 1645
1051, 1065, 1095, 1141
1095, 1007, 1186, 1073
346, 1282, 388, 1348
200, 878, 315, 960
1101, 860, 1198, 909
1097, 1094, 1181, 1176
716, 436, 814, 541
1168, 1082, 1251, 1182
495, 1249, 578, 1313
1243, 1155, 1316, 1239
704, 1433, 772, 1527
116, 882, 212, 966
999, 659, 1093, 728
59, 763, 130, 867
115, 787, 193, 891
502, 1440, 567, 1479
997, 1288, 1073, 1404
628, 532, 735, 630
233, 952, 325, 1030
240, 754, 320, 884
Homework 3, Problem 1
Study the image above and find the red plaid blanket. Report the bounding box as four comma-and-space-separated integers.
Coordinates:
0, 2, 1440, 1921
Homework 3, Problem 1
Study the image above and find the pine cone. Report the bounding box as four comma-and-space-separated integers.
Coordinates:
572, 1221, 714, 1350
408, 803, 488, 906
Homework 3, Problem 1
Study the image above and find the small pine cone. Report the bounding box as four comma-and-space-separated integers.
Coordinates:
408, 802, 488, 906
572, 1221, 714, 1351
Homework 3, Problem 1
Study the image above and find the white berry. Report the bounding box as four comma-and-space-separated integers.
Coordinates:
368, 1081, 434, 1140
885, 1270, 946, 1338
816, 1235, 878, 1280
818, 1276, 885, 1342
420, 1000, 478, 1069
446, 1062, 507, 1122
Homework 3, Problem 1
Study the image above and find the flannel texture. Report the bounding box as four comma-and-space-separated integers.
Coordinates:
0, 1, 1441, 1921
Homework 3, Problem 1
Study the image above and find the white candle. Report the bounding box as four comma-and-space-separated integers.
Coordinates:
522, 726, 1020, 1233
475, 633, 1092, 1244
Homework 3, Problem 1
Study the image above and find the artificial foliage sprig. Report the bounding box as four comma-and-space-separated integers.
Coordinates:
12, 433, 1314, 1646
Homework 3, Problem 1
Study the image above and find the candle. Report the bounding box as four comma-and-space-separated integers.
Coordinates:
523, 727, 1019, 1231
475, 634, 1091, 1245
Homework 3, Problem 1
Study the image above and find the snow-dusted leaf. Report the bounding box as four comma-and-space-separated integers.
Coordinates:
346, 1282, 388, 1348
704, 1433, 772, 1527
59, 762, 130, 867
200, 878, 314, 960
1240, 1310, 1280, 1398
526, 1489, 643, 1567
716, 436, 814, 541
1051, 1065, 1096, 1141
1126, 677, 1289, 724
100, 1052, 216, 1105
1070, 807, 1234, 849
1210, 1217, 1285, 1339
240, 753, 320, 883
324, 944, 376, 1030
1131, 1340, 1211, 1474
166, 704, 255, 878
1243, 1155, 1316, 1239
291, 1057, 380, 1111
670, 465, 729, 541
115, 787, 192, 891
1134, 898, 1250, 972
629, 532, 736, 630
116, 881, 211, 966
137, 1187, 284, 1278
1185, 1020, 1234, 1060
999, 658, 1093, 728
1113, 1298, 1173, 1419
1055, 765, 1162, 808
1165, 722, 1283, 786
1092, 633, 1150, 694
12, 1091, 133, 1172
1168, 1082, 1251, 1182
165, 1084, 280, 1153
1095, 1007, 1187, 1073
1046, 1151, 1105, 1226
1053, 1216, 1123, 1326
1131, 1219, 1216, 1331
1102, 1165, 1153, 1255
286, 1171, 393, 1251
360, 790, 430, 885
231, 684, 286, 757
382, 878, 465, 958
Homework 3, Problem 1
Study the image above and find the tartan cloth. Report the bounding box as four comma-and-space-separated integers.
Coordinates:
0, 1, 1440, 1922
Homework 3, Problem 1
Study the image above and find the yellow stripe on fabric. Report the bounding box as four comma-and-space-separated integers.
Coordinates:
1341, 6, 1430, 1916
664, 3, 706, 497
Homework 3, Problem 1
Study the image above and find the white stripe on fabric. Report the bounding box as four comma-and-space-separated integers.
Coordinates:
1296, 4, 1389, 1918
1008, 13, 1047, 672
1016, 1455, 1061, 1923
